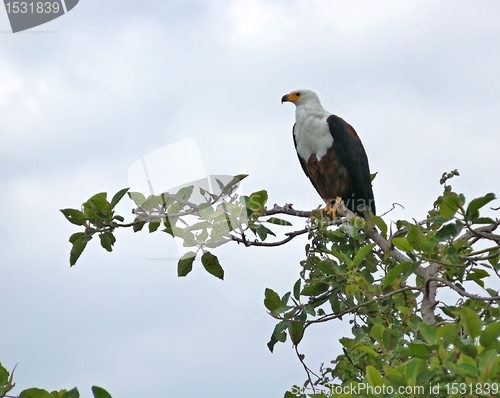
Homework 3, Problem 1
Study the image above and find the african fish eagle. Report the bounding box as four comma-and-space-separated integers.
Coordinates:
281, 89, 375, 218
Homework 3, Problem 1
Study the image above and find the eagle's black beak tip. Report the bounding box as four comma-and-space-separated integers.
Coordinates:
281, 94, 288, 104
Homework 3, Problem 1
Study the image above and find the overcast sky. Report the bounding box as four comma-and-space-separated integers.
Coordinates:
1, 1, 500, 397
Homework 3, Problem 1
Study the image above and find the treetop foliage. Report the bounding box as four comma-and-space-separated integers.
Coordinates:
0, 362, 112, 398
7, 170, 500, 398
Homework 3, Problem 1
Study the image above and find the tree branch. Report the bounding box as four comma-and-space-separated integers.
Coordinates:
427, 277, 500, 301
459, 222, 500, 242
420, 262, 440, 324
265, 204, 314, 218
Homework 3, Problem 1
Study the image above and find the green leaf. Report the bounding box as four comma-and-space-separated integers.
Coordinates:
440, 194, 459, 217
360, 268, 374, 284
254, 224, 267, 241
383, 328, 398, 350
91, 386, 112, 398
407, 225, 426, 250
60, 209, 86, 226
133, 219, 147, 232
432, 220, 464, 242
392, 237, 413, 253
405, 358, 426, 385
244, 190, 268, 214
358, 345, 378, 356
198, 203, 214, 219
272, 321, 289, 341
227, 173, 248, 185
268, 321, 289, 352
461, 306, 482, 339
70, 235, 91, 266
458, 343, 478, 359
267, 334, 279, 353
383, 261, 415, 288
352, 243, 376, 268
201, 251, 224, 280
416, 368, 439, 385
466, 193, 496, 218
478, 349, 497, 378
470, 217, 496, 224
289, 321, 304, 345
280, 292, 291, 307
373, 216, 388, 239
419, 323, 437, 345
480, 321, 500, 347
0, 362, 9, 385
317, 259, 337, 275
365, 365, 384, 387
149, 220, 161, 233
339, 337, 354, 349
20, 388, 54, 398
128, 191, 146, 206
329, 293, 341, 314
69, 232, 85, 244
301, 282, 329, 296
458, 353, 477, 366
178, 252, 196, 277
456, 363, 480, 378
447, 244, 459, 263
407, 342, 431, 359
466, 268, 490, 288
369, 324, 385, 343
293, 279, 301, 301
175, 185, 194, 201
265, 217, 293, 226
110, 188, 129, 209
384, 368, 405, 388
61, 388, 79, 398
85, 192, 109, 212
99, 232, 115, 252
264, 288, 281, 312
163, 217, 174, 237
488, 248, 500, 267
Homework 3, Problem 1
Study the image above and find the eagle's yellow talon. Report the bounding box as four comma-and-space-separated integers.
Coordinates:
321, 196, 342, 219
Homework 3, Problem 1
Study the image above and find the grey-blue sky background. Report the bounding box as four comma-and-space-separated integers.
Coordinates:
1, 1, 500, 397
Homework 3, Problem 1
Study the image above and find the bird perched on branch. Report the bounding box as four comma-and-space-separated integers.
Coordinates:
281, 89, 375, 218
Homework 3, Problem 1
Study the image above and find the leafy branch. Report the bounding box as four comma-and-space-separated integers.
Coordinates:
60, 170, 500, 397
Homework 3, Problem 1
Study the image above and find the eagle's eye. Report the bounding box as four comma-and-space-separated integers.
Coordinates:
296, 92, 301, 96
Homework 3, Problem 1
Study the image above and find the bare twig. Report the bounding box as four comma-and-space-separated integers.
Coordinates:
295, 345, 320, 391
230, 227, 309, 247
301, 286, 421, 325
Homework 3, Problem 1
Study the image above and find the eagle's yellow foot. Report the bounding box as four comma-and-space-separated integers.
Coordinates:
322, 197, 343, 219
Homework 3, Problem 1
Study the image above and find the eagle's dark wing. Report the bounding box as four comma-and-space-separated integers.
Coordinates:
327, 115, 376, 215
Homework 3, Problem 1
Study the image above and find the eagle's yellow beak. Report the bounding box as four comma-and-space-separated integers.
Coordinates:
281, 92, 300, 104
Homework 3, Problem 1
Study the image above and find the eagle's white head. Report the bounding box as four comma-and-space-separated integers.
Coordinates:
281, 89, 322, 107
